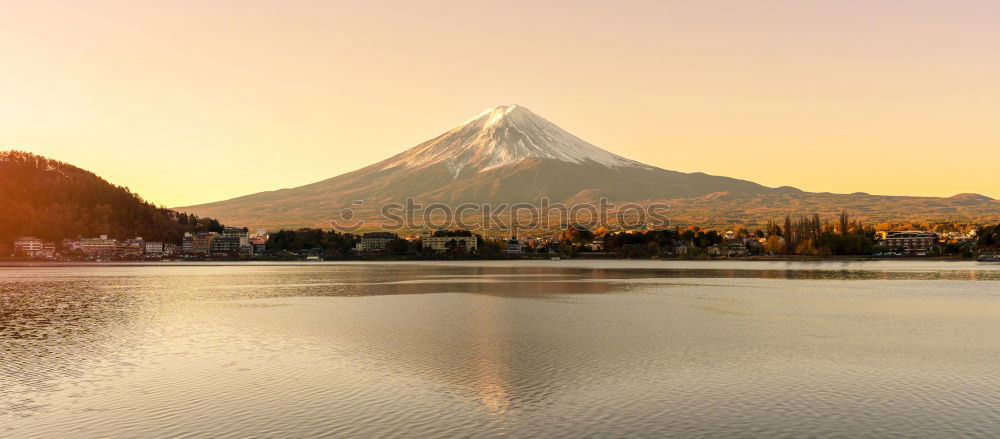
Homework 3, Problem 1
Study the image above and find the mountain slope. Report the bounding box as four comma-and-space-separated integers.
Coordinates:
179, 106, 999, 229
376, 105, 651, 174
0, 151, 222, 244
180, 106, 776, 226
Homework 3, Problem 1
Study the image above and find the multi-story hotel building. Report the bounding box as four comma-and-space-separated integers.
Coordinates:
80, 235, 118, 258
13, 236, 54, 258
210, 235, 242, 255
877, 231, 940, 253
143, 241, 165, 255
192, 233, 217, 255
359, 232, 396, 252
423, 235, 478, 252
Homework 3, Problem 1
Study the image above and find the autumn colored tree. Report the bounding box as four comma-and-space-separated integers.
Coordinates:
0, 151, 223, 245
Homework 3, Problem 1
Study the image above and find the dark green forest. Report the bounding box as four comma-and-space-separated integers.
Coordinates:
0, 151, 222, 244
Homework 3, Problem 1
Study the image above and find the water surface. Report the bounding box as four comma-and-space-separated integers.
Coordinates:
2, 261, 999, 438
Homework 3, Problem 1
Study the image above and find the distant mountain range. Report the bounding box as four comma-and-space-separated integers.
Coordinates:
177, 105, 997, 230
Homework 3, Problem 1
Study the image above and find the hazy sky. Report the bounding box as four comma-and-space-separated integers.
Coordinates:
3, 0, 999, 206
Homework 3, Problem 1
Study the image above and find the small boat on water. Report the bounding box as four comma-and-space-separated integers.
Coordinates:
977, 254, 1000, 262
551, 256, 561, 261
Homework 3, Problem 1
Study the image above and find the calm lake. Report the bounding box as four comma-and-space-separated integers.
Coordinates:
2, 260, 1000, 438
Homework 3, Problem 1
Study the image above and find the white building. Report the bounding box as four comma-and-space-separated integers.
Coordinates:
80, 235, 118, 257
143, 241, 165, 255
61, 238, 85, 253
358, 232, 396, 252
251, 238, 266, 255
14, 236, 54, 258
423, 235, 477, 252
182, 232, 194, 254
14, 236, 43, 254
589, 237, 605, 252
505, 236, 522, 254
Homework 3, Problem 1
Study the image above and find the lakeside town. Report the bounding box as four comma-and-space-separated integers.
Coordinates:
6, 213, 1000, 262
5, 153, 998, 264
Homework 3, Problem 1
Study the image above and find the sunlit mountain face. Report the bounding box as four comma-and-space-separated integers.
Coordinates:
374, 105, 653, 175
177, 106, 997, 230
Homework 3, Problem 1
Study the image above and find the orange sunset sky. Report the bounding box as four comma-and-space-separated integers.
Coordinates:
2, 0, 999, 206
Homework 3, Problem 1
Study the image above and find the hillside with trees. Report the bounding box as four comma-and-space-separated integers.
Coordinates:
0, 151, 223, 244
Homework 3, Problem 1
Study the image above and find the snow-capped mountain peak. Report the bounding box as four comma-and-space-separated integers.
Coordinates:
178, 106, 993, 230
379, 105, 653, 176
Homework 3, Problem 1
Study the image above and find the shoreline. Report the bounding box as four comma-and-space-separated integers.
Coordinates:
1, 255, 991, 269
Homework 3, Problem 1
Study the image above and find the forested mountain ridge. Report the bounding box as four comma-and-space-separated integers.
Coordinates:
0, 151, 222, 244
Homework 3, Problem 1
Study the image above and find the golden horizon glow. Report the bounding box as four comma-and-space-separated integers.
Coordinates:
3, 0, 999, 207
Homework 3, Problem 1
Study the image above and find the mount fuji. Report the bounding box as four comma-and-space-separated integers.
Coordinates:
179, 105, 996, 229
378, 105, 652, 175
